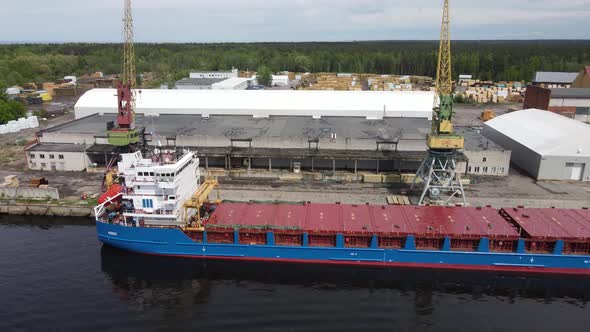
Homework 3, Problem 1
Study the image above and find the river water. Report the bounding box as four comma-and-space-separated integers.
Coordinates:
1, 215, 590, 332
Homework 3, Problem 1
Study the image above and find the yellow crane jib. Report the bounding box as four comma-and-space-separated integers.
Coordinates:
411, 0, 467, 206
428, 0, 464, 151
183, 178, 221, 228
184, 179, 221, 209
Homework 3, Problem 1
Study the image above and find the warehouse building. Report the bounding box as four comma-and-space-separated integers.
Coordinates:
30, 113, 431, 174
211, 77, 252, 90
532, 71, 578, 88
189, 68, 238, 79
483, 109, 590, 181
549, 88, 590, 122
524, 87, 590, 122
29, 88, 515, 179
174, 77, 226, 90
74, 89, 435, 120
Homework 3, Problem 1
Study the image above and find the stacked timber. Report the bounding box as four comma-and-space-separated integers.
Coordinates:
304, 73, 363, 91
0, 175, 19, 188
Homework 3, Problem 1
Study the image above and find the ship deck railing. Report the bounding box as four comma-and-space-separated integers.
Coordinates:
94, 192, 123, 221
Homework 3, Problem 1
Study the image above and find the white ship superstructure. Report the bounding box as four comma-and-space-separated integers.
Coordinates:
117, 150, 200, 226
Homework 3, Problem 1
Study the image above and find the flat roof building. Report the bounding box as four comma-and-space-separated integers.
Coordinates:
175, 77, 226, 90
456, 126, 511, 177
189, 68, 238, 79
211, 77, 251, 90
32, 113, 432, 174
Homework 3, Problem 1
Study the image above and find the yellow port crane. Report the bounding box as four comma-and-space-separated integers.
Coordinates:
411, 0, 466, 205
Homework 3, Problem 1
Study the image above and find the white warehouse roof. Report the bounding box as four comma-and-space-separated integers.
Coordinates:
211, 77, 251, 90
484, 109, 590, 157
74, 88, 435, 120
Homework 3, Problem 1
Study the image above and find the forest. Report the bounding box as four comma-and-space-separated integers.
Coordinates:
0, 40, 589, 87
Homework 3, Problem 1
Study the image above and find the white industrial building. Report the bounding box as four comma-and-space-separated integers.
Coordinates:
456, 127, 511, 177
189, 68, 238, 79
74, 89, 435, 120
251, 74, 290, 87
175, 77, 225, 90
211, 77, 251, 90
533, 72, 579, 88
483, 109, 590, 181
549, 88, 590, 123
26, 143, 91, 171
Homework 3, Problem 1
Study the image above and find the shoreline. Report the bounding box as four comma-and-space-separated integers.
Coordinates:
0, 201, 94, 217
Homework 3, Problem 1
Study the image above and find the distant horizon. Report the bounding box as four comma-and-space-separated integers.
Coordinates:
1, 1, 589, 42
2, 39, 590, 45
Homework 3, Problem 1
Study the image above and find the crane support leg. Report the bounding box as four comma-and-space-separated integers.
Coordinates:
411, 150, 466, 206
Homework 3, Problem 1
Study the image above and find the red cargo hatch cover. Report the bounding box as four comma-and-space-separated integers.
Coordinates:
341, 204, 373, 233
208, 203, 519, 238
502, 208, 590, 240
398, 206, 518, 238
305, 204, 343, 232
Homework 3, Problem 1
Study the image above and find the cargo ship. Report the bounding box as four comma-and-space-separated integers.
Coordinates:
95, 151, 590, 275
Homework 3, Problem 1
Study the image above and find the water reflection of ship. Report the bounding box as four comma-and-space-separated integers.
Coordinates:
100, 245, 590, 306
0, 215, 93, 229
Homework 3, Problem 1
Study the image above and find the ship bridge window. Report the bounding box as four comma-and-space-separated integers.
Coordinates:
149, 172, 154, 176
142, 199, 154, 208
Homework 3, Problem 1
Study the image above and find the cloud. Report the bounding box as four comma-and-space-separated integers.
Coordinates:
0, 0, 588, 42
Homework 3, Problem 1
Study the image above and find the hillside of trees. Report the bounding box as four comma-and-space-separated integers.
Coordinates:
0, 40, 589, 87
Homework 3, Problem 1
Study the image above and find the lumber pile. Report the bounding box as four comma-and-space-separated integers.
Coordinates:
0, 175, 19, 188
386, 195, 411, 205
304, 73, 363, 91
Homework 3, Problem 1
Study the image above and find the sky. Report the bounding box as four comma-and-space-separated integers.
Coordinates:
1, 0, 589, 42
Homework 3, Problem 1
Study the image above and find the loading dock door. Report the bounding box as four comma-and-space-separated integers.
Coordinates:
566, 163, 585, 180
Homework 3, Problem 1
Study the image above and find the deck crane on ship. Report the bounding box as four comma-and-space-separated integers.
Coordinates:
411, 0, 466, 205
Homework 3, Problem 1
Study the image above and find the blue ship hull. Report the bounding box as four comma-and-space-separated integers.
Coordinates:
97, 222, 590, 275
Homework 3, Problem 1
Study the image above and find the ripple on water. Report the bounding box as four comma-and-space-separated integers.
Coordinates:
0, 219, 589, 332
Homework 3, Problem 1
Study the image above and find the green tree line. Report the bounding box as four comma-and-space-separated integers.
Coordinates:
0, 85, 25, 124
0, 40, 589, 87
